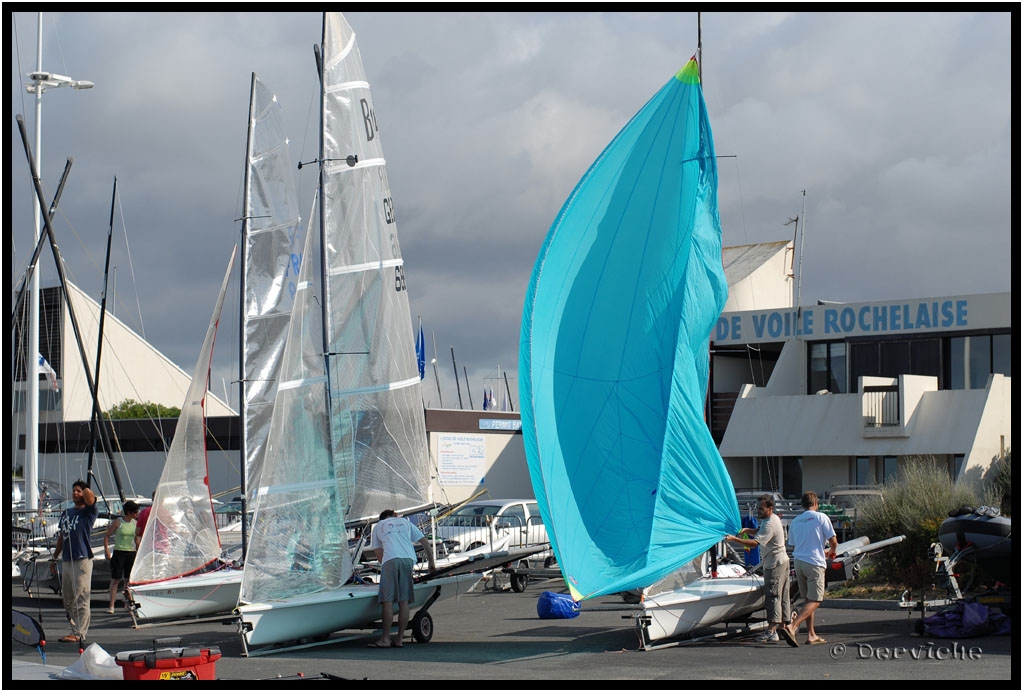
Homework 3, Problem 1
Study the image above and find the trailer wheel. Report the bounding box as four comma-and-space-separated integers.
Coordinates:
510, 572, 528, 593
412, 610, 434, 643
544, 556, 557, 569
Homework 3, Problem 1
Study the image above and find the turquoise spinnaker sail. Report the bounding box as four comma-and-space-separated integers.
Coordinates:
519, 58, 738, 601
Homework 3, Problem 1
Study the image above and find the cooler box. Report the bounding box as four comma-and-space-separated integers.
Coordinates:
116, 637, 221, 680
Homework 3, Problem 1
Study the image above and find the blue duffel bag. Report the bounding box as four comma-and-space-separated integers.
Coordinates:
537, 591, 581, 619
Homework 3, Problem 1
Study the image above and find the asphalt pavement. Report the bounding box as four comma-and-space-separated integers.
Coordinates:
9, 571, 1014, 685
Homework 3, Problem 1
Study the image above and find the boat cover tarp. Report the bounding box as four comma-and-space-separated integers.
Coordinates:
923, 600, 1011, 638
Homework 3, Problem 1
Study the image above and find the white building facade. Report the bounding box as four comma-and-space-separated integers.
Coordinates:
712, 291, 1012, 497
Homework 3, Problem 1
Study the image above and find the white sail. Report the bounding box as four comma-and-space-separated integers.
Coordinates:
320, 12, 430, 521
130, 246, 237, 585
242, 75, 305, 506
239, 11, 430, 610
127, 75, 302, 622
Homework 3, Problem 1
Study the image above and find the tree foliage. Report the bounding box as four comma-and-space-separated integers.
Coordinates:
104, 398, 180, 420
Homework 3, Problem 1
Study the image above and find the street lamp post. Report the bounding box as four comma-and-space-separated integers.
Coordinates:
23, 11, 93, 513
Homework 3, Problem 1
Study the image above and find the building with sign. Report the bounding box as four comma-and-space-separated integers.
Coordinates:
712, 292, 1012, 498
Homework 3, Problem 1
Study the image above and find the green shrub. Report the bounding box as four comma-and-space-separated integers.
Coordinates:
859, 457, 978, 590
104, 398, 181, 420
982, 448, 1013, 513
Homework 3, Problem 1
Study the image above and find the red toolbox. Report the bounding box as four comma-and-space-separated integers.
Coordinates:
115, 637, 221, 680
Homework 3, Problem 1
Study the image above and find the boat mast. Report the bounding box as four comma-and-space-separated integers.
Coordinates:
451, 347, 463, 409
85, 177, 127, 504
697, 12, 703, 83
11, 159, 72, 324
314, 17, 334, 445
16, 115, 124, 505
237, 72, 258, 559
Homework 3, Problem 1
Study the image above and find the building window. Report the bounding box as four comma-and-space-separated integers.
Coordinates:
855, 456, 873, 485
756, 457, 781, 493
781, 457, 802, 499
949, 335, 995, 389
880, 341, 910, 377
809, 341, 847, 394
951, 454, 965, 480
992, 333, 1011, 378
909, 339, 942, 384
882, 456, 898, 484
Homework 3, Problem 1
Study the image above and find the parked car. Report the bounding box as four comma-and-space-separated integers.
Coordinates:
430, 499, 549, 554
826, 486, 883, 512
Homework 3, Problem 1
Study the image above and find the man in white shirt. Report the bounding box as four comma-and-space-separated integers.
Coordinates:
368, 509, 435, 648
726, 494, 795, 646
783, 491, 837, 646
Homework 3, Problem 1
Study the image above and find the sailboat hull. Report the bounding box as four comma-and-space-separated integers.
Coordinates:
128, 568, 242, 621
637, 573, 765, 644
238, 573, 476, 647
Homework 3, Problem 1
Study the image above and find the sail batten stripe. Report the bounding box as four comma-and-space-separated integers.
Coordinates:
327, 258, 402, 276
278, 375, 328, 391
332, 376, 420, 399
324, 79, 368, 94
325, 157, 384, 174
257, 478, 337, 497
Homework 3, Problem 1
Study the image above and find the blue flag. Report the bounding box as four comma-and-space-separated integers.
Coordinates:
482, 388, 489, 410
415, 320, 425, 380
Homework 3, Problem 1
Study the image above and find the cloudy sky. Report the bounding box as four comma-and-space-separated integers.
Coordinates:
9, 11, 1013, 413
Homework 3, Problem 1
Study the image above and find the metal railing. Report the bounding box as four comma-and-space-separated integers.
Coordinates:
862, 384, 900, 428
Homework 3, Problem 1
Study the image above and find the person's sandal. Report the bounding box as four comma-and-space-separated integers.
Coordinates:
779, 625, 800, 648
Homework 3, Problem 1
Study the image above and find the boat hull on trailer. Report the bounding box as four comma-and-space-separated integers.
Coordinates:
637, 572, 765, 645
237, 572, 476, 647
939, 512, 1011, 560
129, 568, 242, 621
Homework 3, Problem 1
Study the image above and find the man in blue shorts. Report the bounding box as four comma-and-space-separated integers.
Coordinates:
369, 509, 435, 648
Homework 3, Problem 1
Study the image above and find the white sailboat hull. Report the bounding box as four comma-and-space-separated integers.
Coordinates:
238, 573, 476, 647
128, 568, 242, 621
637, 573, 765, 644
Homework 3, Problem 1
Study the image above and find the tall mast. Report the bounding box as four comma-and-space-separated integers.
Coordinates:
697, 12, 703, 83
237, 72, 258, 558
16, 116, 122, 505
86, 177, 127, 504
315, 16, 334, 450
